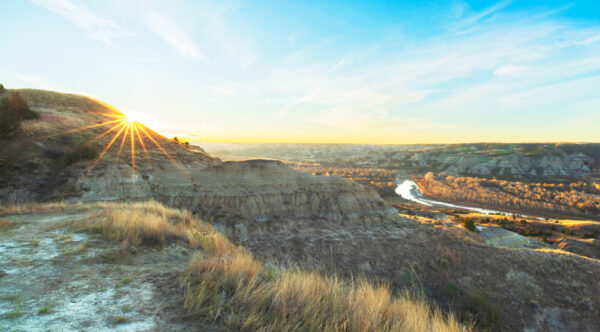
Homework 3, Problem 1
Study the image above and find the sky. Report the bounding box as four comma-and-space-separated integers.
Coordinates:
1, 0, 599, 144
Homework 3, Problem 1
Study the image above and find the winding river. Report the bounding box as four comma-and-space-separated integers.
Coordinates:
395, 180, 511, 215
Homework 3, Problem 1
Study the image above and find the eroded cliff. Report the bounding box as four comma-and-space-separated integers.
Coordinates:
0, 89, 395, 226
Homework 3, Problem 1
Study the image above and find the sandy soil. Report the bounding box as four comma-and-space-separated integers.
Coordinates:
0, 211, 208, 331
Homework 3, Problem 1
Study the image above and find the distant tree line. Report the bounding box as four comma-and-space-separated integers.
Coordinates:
417, 172, 600, 219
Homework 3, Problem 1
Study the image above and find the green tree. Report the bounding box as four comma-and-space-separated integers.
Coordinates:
0, 98, 20, 139
0, 92, 39, 140
9, 91, 38, 120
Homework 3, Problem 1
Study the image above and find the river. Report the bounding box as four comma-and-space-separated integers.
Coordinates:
395, 180, 513, 215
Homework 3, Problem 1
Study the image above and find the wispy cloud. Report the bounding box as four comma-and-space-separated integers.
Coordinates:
193, 1, 256, 68
454, 0, 512, 27
142, 8, 206, 62
223, 3, 600, 140
30, 0, 131, 46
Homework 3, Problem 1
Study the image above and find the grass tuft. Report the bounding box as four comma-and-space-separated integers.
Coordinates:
71, 201, 229, 250
38, 305, 51, 315
0, 219, 14, 231
181, 249, 471, 332
110, 315, 130, 325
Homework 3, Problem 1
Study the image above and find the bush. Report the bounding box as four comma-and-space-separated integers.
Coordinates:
460, 218, 476, 232
461, 293, 499, 330
442, 281, 460, 299
64, 143, 99, 165
0, 83, 4, 92
10, 92, 39, 120
43, 146, 66, 159
0, 92, 39, 140
0, 98, 20, 139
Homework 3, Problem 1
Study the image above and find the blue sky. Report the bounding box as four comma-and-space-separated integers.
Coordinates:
1, 0, 599, 143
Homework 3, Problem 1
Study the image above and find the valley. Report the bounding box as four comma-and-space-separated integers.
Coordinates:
206, 142, 600, 266
4, 1, 600, 331
1, 89, 599, 331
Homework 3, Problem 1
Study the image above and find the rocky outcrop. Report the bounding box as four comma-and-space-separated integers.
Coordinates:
63, 157, 395, 226
0, 89, 396, 227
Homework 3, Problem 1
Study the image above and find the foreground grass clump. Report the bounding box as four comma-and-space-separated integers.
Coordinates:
0, 219, 14, 230
461, 293, 499, 330
0, 201, 71, 216
73, 201, 235, 253
182, 248, 471, 332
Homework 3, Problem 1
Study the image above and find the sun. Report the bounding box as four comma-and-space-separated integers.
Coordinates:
124, 114, 141, 125
49, 109, 184, 187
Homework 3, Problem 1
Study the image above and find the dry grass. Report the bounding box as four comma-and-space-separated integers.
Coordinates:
3, 200, 470, 331
0, 202, 71, 216
0, 219, 14, 230
182, 249, 470, 332
535, 248, 599, 260
77, 201, 469, 331
401, 214, 481, 244
69, 201, 230, 250
182, 231, 471, 332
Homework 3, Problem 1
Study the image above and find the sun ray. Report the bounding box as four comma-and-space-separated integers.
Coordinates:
130, 122, 136, 188
115, 122, 130, 164
83, 120, 128, 147
52, 110, 188, 188
137, 125, 182, 168
86, 122, 129, 173
133, 124, 153, 168
46, 118, 124, 138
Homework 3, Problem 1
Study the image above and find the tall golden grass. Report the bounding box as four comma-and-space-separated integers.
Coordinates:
182, 248, 471, 332
0, 201, 70, 216
68, 201, 231, 251
4, 200, 471, 331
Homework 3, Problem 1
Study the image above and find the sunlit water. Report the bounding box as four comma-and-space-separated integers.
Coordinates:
395, 180, 510, 215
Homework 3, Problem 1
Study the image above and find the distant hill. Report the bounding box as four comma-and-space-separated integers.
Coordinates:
205, 142, 599, 181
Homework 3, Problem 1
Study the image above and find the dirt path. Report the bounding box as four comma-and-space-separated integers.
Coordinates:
0, 211, 204, 331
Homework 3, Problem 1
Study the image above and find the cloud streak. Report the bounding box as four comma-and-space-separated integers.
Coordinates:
142, 8, 206, 62
30, 0, 131, 46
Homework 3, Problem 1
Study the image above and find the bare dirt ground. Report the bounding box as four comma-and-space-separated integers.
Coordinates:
0, 210, 210, 331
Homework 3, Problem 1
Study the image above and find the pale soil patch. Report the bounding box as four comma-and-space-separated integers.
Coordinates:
0, 210, 209, 331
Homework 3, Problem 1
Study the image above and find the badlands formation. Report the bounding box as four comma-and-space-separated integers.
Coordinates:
0, 90, 394, 230
1, 89, 600, 331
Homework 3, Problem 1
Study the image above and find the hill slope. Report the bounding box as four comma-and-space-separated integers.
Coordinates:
0, 89, 394, 228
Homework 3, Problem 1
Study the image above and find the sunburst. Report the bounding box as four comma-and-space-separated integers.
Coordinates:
52, 111, 182, 185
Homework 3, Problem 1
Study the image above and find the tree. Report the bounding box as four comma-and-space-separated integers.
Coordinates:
9, 92, 38, 120
0, 92, 39, 140
0, 98, 19, 139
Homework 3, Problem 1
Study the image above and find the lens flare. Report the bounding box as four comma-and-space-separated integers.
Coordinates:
52, 110, 181, 187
